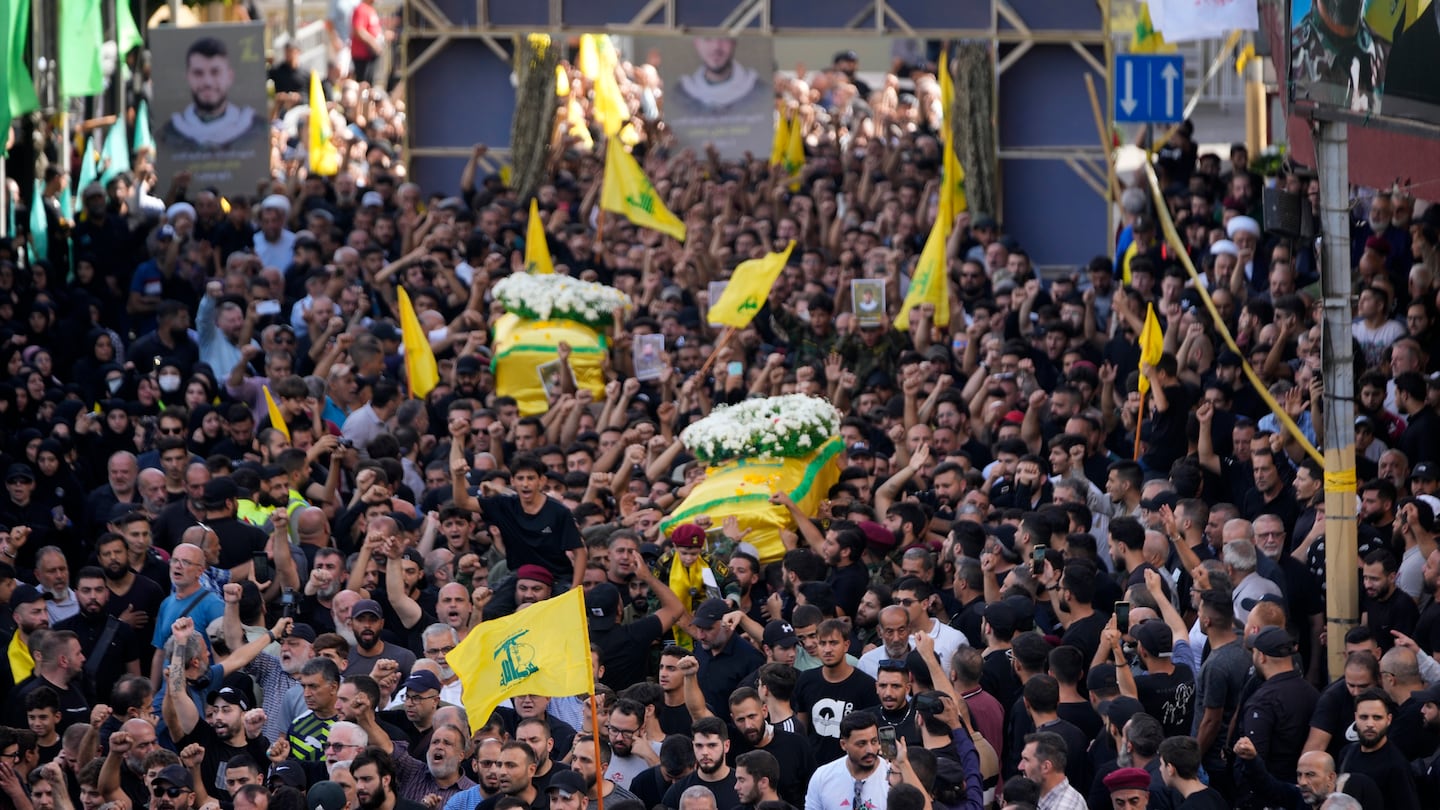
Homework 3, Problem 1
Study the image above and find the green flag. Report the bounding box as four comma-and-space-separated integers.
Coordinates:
75, 134, 100, 198
133, 98, 155, 156
117, 0, 143, 55
59, 0, 105, 99
0, 0, 39, 154
100, 118, 130, 186
29, 179, 46, 262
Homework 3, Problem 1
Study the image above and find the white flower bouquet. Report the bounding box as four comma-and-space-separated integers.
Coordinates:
491, 273, 633, 328
681, 394, 842, 465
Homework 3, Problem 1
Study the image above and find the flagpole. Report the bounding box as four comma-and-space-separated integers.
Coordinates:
588, 692, 606, 810
580, 583, 605, 810
1133, 390, 1145, 462
696, 327, 734, 380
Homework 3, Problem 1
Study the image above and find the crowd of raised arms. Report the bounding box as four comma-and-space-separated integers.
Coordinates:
2, 24, 1440, 810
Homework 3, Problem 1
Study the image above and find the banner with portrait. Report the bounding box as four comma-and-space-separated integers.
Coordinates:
638, 36, 776, 159
150, 24, 271, 197
1287, 0, 1440, 124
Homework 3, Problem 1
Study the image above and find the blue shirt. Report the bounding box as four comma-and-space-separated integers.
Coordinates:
153, 588, 226, 650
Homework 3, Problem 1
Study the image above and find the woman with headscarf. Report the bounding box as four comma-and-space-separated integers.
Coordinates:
131, 375, 164, 420
76, 398, 140, 477
188, 403, 226, 457
23, 347, 62, 390
23, 298, 59, 349
73, 329, 125, 403
34, 437, 86, 525
155, 362, 189, 409
7, 373, 42, 428
183, 374, 217, 412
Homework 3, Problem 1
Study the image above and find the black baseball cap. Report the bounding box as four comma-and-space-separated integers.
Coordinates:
585, 582, 621, 631
691, 598, 730, 629
1245, 626, 1295, 656
763, 620, 798, 649
1132, 620, 1173, 658
1240, 593, 1285, 611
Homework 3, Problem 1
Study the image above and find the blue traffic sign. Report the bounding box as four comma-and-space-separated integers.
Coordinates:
1114, 54, 1185, 123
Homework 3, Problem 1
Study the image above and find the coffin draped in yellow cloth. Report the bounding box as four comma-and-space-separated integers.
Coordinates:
490, 312, 608, 416
659, 436, 844, 564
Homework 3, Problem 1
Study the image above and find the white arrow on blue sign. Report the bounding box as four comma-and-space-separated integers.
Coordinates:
1114, 54, 1185, 124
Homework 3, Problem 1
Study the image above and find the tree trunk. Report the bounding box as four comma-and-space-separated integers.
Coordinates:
950, 41, 997, 220
510, 34, 559, 203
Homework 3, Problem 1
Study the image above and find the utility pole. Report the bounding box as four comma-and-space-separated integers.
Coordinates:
1316, 120, 1358, 679
1243, 39, 1266, 159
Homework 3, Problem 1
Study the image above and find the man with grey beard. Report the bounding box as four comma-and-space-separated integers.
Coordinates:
856, 605, 912, 677
138, 468, 169, 518
331, 589, 362, 647
421, 624, 464, 704
303, 547, 347, 633
219, 581, 317, 740
394, 723, 475, 804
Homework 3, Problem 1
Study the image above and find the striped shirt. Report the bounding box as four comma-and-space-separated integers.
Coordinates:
287, 710, 337, 761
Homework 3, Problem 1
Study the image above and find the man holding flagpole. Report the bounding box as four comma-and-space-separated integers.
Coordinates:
1138, 352, 1190, 474
449, 418, 586, 619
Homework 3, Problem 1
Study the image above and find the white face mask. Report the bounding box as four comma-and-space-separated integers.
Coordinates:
107, 377, 124, 393
159, 375, 182, 392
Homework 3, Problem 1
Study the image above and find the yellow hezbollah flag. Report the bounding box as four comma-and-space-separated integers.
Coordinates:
783, 112, 805, 191
769, 111, 789, 167
307, 72, 341, 176
937, 50, 967, 216
589, 33, 629, 137
449, 588, 592, 732
894, 206, 952, 331
602, 145, 687, 242
397, 286, 439, 398
708, 241, 796, 328
1137, 302, 1163, 396
592, 64, 628, 137
577, 34, 601, 81
1131, 2, 1176, 53
556, 64, 570, 96
263, 385, 290, 441
526, 199, 554, 274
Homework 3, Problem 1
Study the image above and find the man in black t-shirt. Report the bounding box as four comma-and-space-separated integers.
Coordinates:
587, 572, 684, 691
793, 619, 878, 764
171, 674, 272, 802
55, 568, 143, 702
1139, 353, 1190, 474
1129, 620, 1195, 739
1339, 690, 1422, 810
661, 718, 740, 810
1363, 549, 1419, 651
451, 449, 585, 619
726, 688, 815, 808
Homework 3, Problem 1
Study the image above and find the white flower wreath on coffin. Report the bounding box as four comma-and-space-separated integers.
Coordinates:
680, 394, 842, 465
491, 273, 633, 328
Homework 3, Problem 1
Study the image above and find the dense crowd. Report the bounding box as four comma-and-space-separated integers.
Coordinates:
0, 24, 1439, 810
